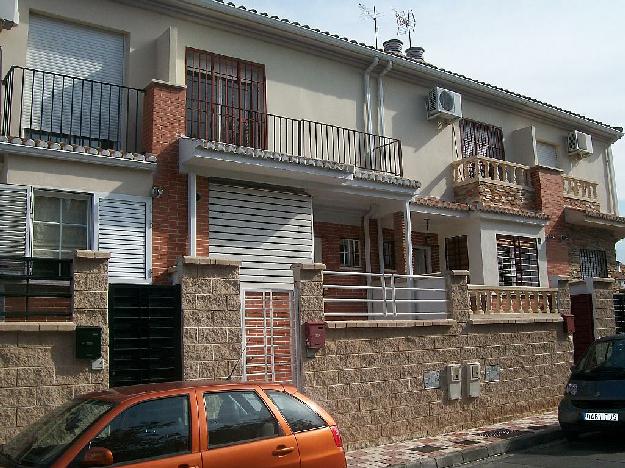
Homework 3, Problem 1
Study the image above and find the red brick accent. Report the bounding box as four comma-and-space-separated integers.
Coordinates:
393, 212, 407, 275
197, 176, 210, 257
143, 81, 187, 283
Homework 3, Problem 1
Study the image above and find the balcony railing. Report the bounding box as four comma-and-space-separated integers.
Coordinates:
0, 256, 73, 321
186, 102, 403, 176
468, 285, 558, 315
563, 176, 598, 203
1, 66, 144, 153
452, 156, 532, 189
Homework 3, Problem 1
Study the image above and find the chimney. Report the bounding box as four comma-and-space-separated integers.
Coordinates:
406, 46, 425, 61
382, 38, 403, 55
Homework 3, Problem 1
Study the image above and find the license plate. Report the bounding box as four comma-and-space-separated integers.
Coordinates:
584, 412, 619, 421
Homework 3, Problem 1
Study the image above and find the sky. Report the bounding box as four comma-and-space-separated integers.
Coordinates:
240, 0, 625, 260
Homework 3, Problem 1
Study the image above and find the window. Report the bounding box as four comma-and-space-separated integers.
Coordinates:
497, 235, 539, 286
339, 239, 361, 268
536, 142, 558, 168
32, 192, 89, 259
186, 48, 266, 147
445, 236, 469, 271
580, 249, 608, 278
266, 391, 327, 433
414, 247, 432, 275
383, 240, 395, 270
204, 391, 280, 448
89, 396, 190, 464
460, 119, 505, 160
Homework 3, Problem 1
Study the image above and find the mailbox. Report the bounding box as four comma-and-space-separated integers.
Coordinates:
304, 321, 326, 349
562, 314, 575, 335
75, 326, 102, 360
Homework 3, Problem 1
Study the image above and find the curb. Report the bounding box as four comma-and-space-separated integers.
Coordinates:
387, 426, 563, 468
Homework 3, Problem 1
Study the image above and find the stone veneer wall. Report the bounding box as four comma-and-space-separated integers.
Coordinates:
591, 278, 617, 339
563, 196, 601, 213
295, 266, 573, 451
175, 256, 242, 380
454, 181, 535, 211
0, 251, 109, 444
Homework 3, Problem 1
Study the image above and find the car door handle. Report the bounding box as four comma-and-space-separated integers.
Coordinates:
272, 445, 295, 457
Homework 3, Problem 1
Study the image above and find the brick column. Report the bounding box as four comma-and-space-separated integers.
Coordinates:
445, 270, 470, 323
530, 166, 568, 278
591, 278, 617, 339
175, 256, 241, 380
393, 212, 407, 275
143, 80, 188, 282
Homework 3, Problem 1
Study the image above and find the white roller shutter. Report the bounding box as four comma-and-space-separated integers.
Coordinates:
536, 142, 558, 169
96, 195, 151, 283
209, 184, 313, 289
0, 184, 29, 257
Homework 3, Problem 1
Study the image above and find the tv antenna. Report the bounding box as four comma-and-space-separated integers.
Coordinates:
394, 9, 416, 48
358, 3, 381, 49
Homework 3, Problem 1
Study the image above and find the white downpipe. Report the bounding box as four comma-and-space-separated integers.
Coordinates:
188, 172, 197, 256
364, 205, 376, 315
364, 57, 379, 135
606, 147, 619, 215
377, 61, 392, 136
404, 201, 414, 276
377, 217, 385, 274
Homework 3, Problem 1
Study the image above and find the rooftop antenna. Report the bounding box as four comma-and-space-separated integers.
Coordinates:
358, 3, 381, 49
394, 9, 416, 48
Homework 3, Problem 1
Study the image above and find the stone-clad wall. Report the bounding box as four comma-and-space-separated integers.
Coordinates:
176, 256, 242, 381
0, 251, 109, 444
592, 278, 617, 339
297, 266, 573, 451
454, 181, 535, 211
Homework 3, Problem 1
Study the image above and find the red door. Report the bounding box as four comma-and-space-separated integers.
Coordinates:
571, 294, 594, 363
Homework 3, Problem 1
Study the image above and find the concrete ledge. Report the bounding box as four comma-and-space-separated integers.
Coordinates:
326, 319, 456, 329
75, 250, 111, 259
0, 322, 76, 332
292, 263, 326, 271
469, 313, 563, 325
449, 270, 470, 277
180, 256, 240, 266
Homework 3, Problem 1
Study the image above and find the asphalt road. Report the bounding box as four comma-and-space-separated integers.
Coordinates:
464, 432, 625, 467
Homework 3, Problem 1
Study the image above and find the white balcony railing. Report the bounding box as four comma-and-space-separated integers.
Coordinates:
323, 271, 447, 320
563, 176, 598, 203
468, 285, 558, 315
452, 156, 532, 189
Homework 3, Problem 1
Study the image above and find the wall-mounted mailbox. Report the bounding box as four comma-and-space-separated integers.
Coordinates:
446, 364, 461, 400
304, 321, 326, 349
75, 326, 102, 360
466, 362, 481, 398
562, 314, 575, 335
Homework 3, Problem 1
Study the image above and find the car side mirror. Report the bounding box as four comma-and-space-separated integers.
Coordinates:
81, 447, 113, 467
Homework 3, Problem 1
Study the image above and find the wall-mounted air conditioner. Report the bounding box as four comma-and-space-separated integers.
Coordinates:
427, 86, 462, 121
567, 130, 593, 159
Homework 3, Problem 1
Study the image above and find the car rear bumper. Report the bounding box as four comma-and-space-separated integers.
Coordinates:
559, 397, 625, 431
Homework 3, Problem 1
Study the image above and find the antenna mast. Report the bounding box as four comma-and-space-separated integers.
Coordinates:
358, 3, 381, 49
394, 9, 416, 48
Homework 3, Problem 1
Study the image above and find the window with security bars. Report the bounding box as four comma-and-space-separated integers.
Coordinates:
497, 235, 539, 286
185, 48, 267, 148
460, 119, 505, 160
340, 239, 361, 268
580, 249, 608, 278
445, 236, 469, 271
383, 240, 395, 270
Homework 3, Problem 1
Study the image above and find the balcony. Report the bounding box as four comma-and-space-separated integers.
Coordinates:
1, 66, 144, 154
185, 102, 404, 177
563, 175, 599, 211
451, 156, 534, 210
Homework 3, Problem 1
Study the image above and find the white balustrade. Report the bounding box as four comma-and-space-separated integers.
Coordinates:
468, 285, 558, 315
452, 156, 533, 189
563, 176, 598, 202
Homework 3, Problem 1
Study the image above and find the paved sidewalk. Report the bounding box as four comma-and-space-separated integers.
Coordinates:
346, 412, 561, 468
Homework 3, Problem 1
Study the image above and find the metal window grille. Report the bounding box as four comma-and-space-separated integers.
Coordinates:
340, 239, 361, 268
580, 249, 608, 279
614, 293, 625, 335
445, 235, 469, 271
383, 240, 395, 270
497, 235, 539, 287
460, 119, 505, 160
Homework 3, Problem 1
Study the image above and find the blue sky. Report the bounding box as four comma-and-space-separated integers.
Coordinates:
240, 0, 625, 260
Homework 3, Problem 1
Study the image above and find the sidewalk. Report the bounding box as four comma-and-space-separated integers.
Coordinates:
346, 412, 561, 468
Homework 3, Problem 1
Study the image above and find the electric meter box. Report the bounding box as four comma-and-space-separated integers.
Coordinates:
446, 364, 462, 400
466, 362, 481, 398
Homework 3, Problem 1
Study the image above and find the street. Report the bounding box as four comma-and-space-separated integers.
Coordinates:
465, 432, 625, 467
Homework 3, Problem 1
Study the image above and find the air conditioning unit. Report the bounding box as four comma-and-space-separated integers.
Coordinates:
427, 86, 462, 121
567, 130, 593, 158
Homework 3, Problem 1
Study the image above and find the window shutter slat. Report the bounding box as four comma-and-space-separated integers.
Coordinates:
97, 196, 150, 281
0, 184, 29, 257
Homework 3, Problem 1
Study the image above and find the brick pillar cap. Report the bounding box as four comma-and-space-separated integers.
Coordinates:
554, 275, 571, 283
592, 277, 615, 284
74, 250, 111, 259
179, 256, 240, 266
291, 263, 326, 271
447, 269, 470, 277
530, 165, 564, 174
145, 79, 187, 91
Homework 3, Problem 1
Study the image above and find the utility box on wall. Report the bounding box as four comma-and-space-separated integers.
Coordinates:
466, 362, 481, 398
446, 364, 461, 400
75, 326, 102, 360
304, 321, 326, 349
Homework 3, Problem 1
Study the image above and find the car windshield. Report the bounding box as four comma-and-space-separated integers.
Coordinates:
0, 398, 114, 467
576, 339, 625, 376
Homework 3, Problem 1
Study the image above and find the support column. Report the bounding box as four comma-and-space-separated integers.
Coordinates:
591, 277, 617, 339
445, 270, 470, 323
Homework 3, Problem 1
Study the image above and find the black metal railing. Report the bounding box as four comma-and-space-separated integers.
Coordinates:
186, 102, 403, 176
2, 66, 144, 153
0, 257, 73, 322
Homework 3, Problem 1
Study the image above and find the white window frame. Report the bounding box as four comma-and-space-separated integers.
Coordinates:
339, 238, 361, 268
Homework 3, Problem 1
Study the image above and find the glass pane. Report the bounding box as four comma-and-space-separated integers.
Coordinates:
61, 226, 88, 251
91, 396, 190, 464
33, 223, 60, 252
33, 196, 60, 222
266, 391, 326, 433
62, 198, 88, 225
204, 391, 279, 447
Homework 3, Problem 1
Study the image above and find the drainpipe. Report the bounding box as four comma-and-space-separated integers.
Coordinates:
364, 205, 376, 316
364, 57, 379, 135
606, 146, 619, 215
377, 61, 392, 136
188, 172, 197, 256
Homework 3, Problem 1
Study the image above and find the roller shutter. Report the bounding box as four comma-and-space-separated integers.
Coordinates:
0, 184, 28, 257
209, 184, 313, 289
96, 195, 151, 282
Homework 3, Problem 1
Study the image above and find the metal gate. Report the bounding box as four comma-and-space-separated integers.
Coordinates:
109, 284, 182, 387
615, 293, 625, 334
571, 294, 594, 363
242, 290, 295, 383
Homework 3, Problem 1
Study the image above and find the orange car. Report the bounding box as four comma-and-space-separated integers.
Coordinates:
0, 381, 347, 468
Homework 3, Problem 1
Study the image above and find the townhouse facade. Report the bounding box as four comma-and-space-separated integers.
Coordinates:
0, 0, 623, 449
